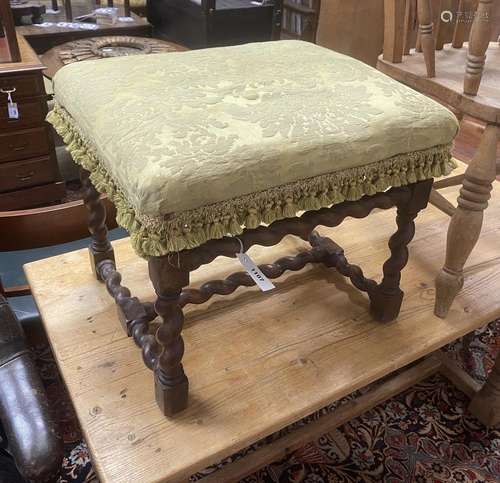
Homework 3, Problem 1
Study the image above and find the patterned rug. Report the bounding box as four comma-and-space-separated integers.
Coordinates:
26, 320, 500, 483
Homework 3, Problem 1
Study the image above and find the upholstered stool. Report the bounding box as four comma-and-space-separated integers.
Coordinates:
47, 40, 458, 416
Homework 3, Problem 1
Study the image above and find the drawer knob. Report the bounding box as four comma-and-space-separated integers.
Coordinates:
16, 171, 35, 182
0, 87, 16, 95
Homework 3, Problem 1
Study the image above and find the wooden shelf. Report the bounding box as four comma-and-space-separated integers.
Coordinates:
25, 161, 500, 483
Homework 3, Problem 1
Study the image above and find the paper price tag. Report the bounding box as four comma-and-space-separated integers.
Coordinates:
237, 252, 275, 292
8, 102, 19, 119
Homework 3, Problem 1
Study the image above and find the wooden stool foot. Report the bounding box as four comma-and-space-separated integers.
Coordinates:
434, 268, 464, 318
155, 371, 189, 416
369, 289, 404, 322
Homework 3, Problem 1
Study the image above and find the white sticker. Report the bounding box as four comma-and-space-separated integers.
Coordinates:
236, 252, 275, 292
8, 102, 19, 119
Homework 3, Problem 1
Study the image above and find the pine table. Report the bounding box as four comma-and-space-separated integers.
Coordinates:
25, 162, 500, 483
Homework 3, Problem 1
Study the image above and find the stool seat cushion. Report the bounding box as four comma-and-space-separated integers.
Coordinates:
48, 40, 458, 257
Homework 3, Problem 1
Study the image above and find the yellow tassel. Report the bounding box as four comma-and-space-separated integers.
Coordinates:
363, 181, 377, 196
303, 194, 321, 211
319, 191, 331, 206
181, 225, 197, 249
407, 167, 417, 184
346, 184, 361, 201
441, 161, 452, 176
415, 165, 425, 180
116, 210, 137, 231
391, 172, 402, 187
169, 234, 185, 253
274, 202, 283, 219
148, 237, 167, 257
432, 163, 442, 177
399, 170, 408, 186
209, 219, 226, 239
245, 208, 260, 229
328, 187, 343, 204
283, 198, 297, 218
262, 203, 276, 224
192, 223, 207, 245
229, 216, 243, 235
375, 175, 387, 192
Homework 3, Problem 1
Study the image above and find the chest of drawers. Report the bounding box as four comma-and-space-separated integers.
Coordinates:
0, 36, 65, 210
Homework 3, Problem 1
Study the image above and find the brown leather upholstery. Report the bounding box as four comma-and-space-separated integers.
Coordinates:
0, 295, 62, 482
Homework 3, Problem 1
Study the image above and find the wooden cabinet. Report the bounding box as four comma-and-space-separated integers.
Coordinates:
148, 0, 282, 49
0, 35, 65, 210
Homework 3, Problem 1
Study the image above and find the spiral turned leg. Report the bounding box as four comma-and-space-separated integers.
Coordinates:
80, 168, 115, 281
370, 180, 433, 322
435, 125, 498, 318
149, 257, 190, 416
469, 352, 500, 426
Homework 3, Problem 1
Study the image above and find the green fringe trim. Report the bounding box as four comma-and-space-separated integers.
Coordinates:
47, 103, 457, 259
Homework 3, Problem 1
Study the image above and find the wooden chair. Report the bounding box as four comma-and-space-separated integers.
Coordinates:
281, 0, 321, 43
377, 0, 500, 319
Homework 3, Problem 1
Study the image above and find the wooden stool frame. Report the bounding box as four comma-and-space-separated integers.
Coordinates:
80, 167, 433, 416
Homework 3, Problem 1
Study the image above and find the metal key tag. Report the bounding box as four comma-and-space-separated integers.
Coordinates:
8, 101, 19, 120
236, 238, 275, 292
1, 89, 19, 119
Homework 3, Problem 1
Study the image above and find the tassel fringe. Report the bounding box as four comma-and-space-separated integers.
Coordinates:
47, 103, 457, 259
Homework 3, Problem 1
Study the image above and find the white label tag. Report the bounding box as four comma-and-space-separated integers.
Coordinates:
237, 253, 275, 292
8, 102, 19, 119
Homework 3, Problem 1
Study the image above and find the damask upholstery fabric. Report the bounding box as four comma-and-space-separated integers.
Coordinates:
48, 40, 458, 257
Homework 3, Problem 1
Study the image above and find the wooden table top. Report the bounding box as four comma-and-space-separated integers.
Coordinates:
25, 162, 500, 483
17, 10, 151, 54
40, 36, 187, 79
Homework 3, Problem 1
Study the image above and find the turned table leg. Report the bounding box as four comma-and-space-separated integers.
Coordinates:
149, 257, 189, 416
435, 125, 498, 318
370, 180, 433, 322
80, 168, 115, 281
469, 351, 500, 426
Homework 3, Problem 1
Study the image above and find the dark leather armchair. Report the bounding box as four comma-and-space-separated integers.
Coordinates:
0, 195, 120, 481
0, 295, 62, 482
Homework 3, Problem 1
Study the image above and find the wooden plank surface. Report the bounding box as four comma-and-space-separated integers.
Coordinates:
201, 356, 441, 483
25, 162, 500, 483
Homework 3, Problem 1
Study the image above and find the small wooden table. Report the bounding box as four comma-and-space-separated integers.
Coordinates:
40, 36, 187, 79
17, 10, 151, 54
25, 162, 500, 483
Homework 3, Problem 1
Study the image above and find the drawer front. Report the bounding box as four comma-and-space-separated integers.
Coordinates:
0, 74, 44, 100
0, 100, 47, 130
0, 156, 56, 193
0, 127, 50, 163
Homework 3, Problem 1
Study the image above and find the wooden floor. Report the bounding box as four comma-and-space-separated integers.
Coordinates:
25, 161, 500, 483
